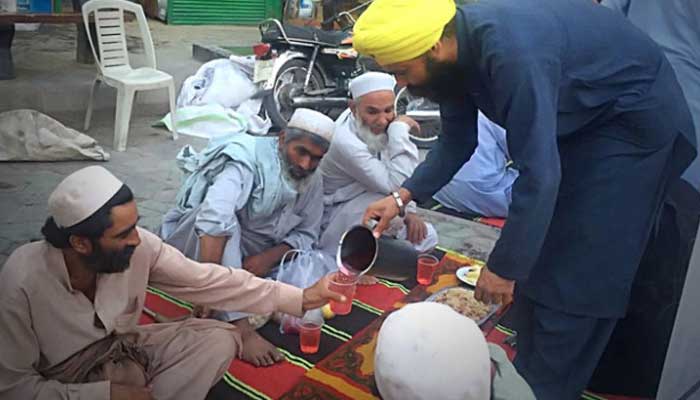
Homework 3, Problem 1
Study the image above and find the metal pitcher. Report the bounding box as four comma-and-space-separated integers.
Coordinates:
336, 225, 418, 281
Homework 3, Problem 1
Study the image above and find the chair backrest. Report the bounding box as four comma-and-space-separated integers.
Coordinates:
82, 0, 157, 76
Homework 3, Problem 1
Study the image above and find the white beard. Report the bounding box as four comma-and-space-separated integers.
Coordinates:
354, 117, 388, 155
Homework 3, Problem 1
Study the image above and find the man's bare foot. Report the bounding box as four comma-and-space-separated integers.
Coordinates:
358, 275, 379, 285
234, 319, 284, 367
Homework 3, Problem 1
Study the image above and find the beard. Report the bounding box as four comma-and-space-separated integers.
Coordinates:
354, 117, 388, 154
406, 55, 467, 103
83, 241, 136, 274
279, 145, 315, 192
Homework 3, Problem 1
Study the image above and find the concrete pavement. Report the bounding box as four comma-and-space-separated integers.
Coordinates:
0, 21, 499, 268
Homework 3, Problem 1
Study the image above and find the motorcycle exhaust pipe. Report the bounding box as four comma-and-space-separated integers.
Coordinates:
291, 97, 349, 108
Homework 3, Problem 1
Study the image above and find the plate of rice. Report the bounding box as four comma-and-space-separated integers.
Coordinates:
426, 286, 499, 325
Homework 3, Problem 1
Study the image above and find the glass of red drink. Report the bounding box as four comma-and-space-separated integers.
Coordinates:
416, 254, 439, 285
299, 309, 323, 354
328, 271, 358, 315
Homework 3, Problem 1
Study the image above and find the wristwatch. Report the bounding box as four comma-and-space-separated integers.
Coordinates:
391, 191, 406, 218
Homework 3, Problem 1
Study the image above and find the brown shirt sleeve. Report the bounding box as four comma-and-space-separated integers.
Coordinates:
143, 229, 304, 317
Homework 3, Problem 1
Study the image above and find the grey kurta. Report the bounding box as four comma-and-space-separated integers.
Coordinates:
489, 344, 535, 400
160, 136, 324, 320
319, 109, 438, 255
161, 137, 324, 271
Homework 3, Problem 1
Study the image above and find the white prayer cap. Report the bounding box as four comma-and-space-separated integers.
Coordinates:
287, 108, 335, 143
48, 166, 124, 228
349, 71, 396, 99
374, 302, 491, 400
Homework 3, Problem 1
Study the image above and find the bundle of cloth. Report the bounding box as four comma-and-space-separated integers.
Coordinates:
161, 56, 271, 139
0, 109, 109, 161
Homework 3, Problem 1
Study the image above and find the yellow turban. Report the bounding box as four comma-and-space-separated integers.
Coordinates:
353, 0, 457, 66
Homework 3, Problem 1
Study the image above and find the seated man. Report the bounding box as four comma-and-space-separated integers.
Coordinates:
0, 166, 341, 400
319, 72, 438, 256
432, 112, 518, 218
160, 108, 334, 367
375, 302, 535, 400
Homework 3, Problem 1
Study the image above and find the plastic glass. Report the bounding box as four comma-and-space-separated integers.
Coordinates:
328, 271, 358, 315
416, 254, 440, 285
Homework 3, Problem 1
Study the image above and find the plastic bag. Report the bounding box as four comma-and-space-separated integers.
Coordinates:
177, 59, 258, 109
277, 249, 336, 334
157, 104, 249, 140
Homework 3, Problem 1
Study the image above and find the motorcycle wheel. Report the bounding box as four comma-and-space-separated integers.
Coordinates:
394, 86, 441, 149
262, 59, 327, 129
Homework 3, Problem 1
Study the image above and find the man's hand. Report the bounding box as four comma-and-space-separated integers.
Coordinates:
363, 196, 400, 238
243, 244, 292, 277
404, 213, 427, 244
394, 115, 421, 135
243, 254, 271, 277
474, 266, 515, 305
110, 383, 154, 400
302, 275, 346, 311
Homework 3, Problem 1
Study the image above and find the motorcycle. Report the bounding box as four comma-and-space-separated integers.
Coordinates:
252, 3, 370, 129
394, 87, 441, 148
252, 1, 441, 147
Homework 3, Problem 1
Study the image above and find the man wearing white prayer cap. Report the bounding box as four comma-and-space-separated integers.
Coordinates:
160, 108, 335, 367
374, 302, 535, 400
319, 71, 438, 260
0, 165, 342, 400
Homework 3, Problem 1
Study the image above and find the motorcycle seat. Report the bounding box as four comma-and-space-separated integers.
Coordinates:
263, 23, 351, 46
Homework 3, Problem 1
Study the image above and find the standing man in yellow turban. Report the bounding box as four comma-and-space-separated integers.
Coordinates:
355, 0, 697, 399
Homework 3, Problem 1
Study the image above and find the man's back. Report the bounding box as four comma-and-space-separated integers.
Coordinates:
458, 0, 694, 145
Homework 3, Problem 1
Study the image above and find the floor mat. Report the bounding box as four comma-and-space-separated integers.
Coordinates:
141, 251, 646, 400
141, 251, 439, 400
422, 201, 506, 229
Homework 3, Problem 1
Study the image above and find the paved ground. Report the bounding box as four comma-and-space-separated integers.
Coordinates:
0, 21, 499, 268
2, 21, 259, 113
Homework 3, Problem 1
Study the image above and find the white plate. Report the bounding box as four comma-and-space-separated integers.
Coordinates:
456, 265, 481, 287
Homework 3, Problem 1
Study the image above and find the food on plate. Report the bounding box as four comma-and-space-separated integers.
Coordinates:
433, 288, 491, 321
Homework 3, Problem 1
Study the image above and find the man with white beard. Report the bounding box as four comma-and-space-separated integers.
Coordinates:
160, 108, 334, 368
319, 72, 438, 257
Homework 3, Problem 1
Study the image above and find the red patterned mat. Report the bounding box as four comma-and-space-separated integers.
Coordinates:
141, 252, 645, 400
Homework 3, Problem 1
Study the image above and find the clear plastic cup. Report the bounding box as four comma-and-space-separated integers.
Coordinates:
328, 271, 358, 315
299, 309, 323, 354
416, 254, 440, 285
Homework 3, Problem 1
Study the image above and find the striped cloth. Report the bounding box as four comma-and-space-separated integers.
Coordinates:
140, 251, 647, 400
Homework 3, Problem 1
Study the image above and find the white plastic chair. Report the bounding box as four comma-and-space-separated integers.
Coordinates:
82, 0, 177, 152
